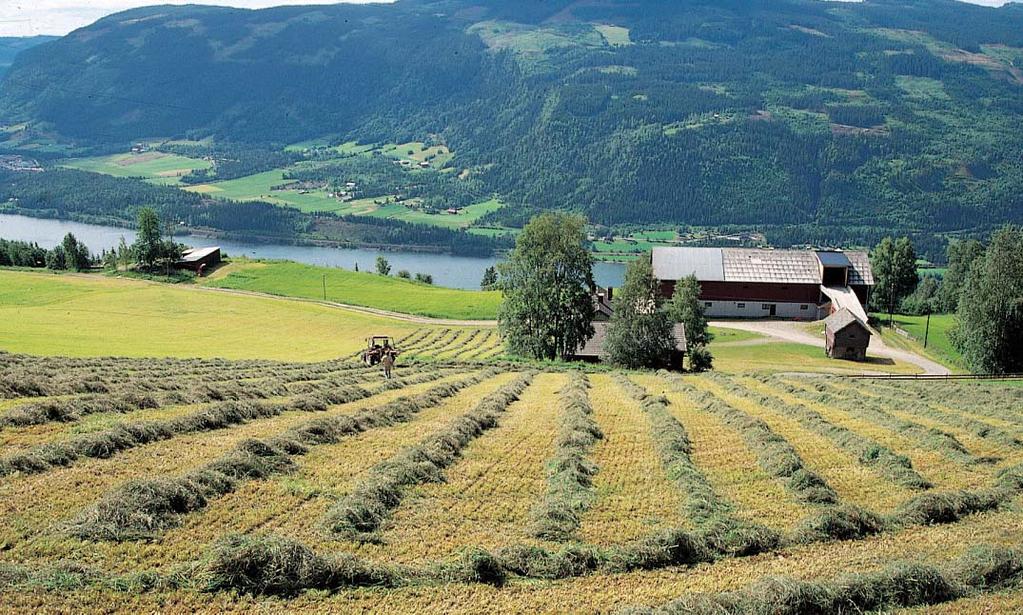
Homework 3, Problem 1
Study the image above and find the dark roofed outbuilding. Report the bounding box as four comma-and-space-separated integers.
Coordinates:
824, 308, 871, 361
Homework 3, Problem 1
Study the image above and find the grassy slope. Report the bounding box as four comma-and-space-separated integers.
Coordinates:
201, 260, 501, 320
0, 270, 422, 361
872, 312, 962, 371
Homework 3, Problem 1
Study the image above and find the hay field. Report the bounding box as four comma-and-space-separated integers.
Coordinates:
2, 346, 1022, 613
0, 270, 501, 361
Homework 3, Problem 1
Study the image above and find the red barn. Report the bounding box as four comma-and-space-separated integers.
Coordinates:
652, 247, 873, 321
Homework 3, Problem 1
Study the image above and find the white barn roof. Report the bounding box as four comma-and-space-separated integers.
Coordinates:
652, 247, 873, 286
651, 247, 724, 281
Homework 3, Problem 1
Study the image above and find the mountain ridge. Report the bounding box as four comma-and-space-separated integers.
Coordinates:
1, 0, 1022, 252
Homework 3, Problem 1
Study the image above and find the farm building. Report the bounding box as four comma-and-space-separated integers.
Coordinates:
652, 247, 873, 321
570, 287, 686, 368
824, 308, 871, 361
174, 246, 221, 275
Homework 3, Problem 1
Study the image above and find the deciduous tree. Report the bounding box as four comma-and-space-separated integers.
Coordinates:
498, 213, 594, 360
604, 254, 676, 369
952, 226, 1023, 374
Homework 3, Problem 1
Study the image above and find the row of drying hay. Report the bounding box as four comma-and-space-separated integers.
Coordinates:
785, 379, 992, 465
321, 372, 535, 541
793, 375, 1023, 453
530, 372, 602, 541
622, 545, 1023, 615
615, 375, 781, 557
732, 374, 933, 490
68, 369, 493, 541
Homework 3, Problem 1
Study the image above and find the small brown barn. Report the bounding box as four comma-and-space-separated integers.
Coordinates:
175, 246, 221, 275
824, 308, 871, 361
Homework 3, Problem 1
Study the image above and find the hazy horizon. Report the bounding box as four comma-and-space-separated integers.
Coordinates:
0, 0, 1014, 38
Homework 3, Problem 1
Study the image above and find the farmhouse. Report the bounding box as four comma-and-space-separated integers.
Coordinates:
824, 308, 871, 361
570, 287, 687, 368
652, 247, 873, 321
175, 246, 221, 275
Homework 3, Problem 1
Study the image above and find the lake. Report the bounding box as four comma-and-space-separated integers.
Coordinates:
0, 213, 626, 290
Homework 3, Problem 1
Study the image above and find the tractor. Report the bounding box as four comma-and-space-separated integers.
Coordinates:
362, 336, 400, 366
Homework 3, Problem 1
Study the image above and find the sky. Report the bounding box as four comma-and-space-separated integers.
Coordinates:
0, 0, 1013, 37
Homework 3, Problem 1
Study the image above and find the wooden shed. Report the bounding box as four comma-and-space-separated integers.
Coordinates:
824, 308, 870, 361
175, 246, 221, 275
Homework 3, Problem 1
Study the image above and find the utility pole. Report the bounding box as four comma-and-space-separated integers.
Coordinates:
924, 310, 931, 348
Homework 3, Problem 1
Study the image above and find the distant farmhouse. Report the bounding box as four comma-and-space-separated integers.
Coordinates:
175, 247, 221, 276
571, 286, 687, 367
652, 247, 874, 322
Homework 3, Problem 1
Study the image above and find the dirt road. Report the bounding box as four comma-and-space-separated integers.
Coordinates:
710, 319, 951, 376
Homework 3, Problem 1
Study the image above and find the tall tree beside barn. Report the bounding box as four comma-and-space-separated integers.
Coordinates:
869, 237, 918, 316
133, 208, 164, 270
952, 226, 1023, 374
498, 213, 595, 360
604, 254, 676, 369
666, 274, 714, 349
939, 239, 986, 313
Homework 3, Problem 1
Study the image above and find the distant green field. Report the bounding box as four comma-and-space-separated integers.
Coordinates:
594, 24, 632, 47
873, 312, 961, 370
62, 152, 212, 185
366, 198, 504, 229
184, 169, 345, 213
202, 259, 501, 320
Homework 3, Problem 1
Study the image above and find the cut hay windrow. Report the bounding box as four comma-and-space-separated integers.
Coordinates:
460, 331, 500, 360
529, 372, 602, 541
722, 375, 933, 490
68, 370, 487, 541
616, 375, 781, 556
401, 328, 452, 354
0, 370, 415, 476
322, 372, 535, 540
668, 377, 840, 506
816, 378, 1023, 452
446, 329, 488, 360
620, 544, 1023, 615
780, 378, 995, 465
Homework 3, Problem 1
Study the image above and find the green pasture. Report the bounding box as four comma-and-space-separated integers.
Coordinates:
184, 169, 346, 213
594, 24, 632, 47
873, 312, 962, 370
202, 259, 501, 320
62, 152, 212, 185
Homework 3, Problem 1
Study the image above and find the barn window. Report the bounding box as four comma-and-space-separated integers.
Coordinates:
800, 304, 809, 310
761, 304, 770, 310
704, 302, 712, 308
737, 303, 746, 309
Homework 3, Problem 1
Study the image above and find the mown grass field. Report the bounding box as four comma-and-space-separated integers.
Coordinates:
201, 259, 501, 320
62, 152, 212, 185
0, 270, 503, 361
1, 346, 1022, 613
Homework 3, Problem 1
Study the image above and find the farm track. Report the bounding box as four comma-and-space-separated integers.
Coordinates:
3, 356, 1023, 611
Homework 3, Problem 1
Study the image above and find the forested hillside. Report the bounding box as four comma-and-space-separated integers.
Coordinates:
2, 0, 1022, 252
0, 37, 57, 77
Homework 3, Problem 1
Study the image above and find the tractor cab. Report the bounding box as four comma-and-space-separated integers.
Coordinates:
362, 336, 399, 366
